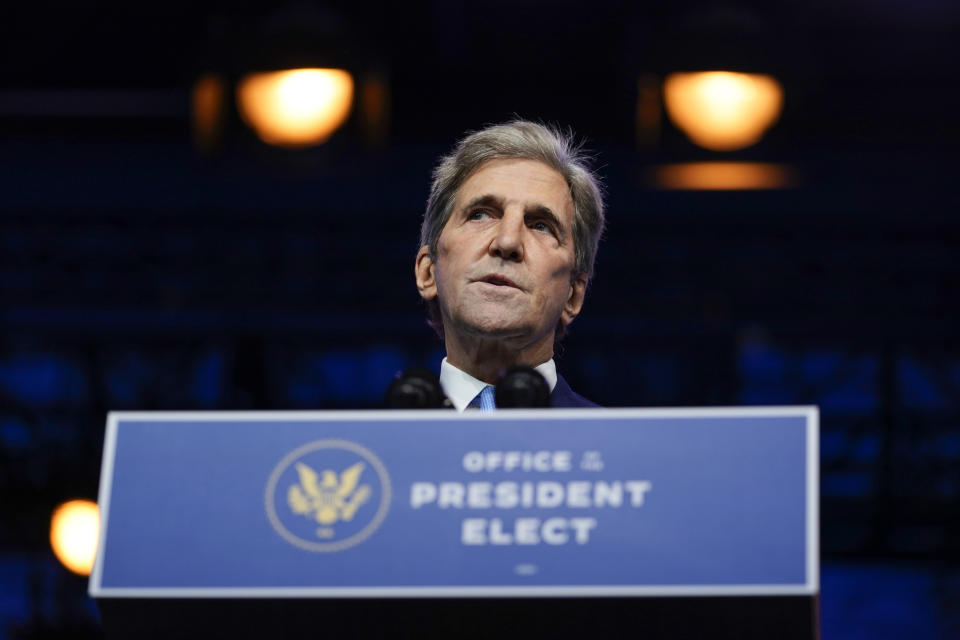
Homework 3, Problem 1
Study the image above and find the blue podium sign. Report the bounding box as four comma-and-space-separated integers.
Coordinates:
89, 407, 817, 598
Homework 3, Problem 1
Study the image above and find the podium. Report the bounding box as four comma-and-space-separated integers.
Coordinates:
91, 408, 819, 638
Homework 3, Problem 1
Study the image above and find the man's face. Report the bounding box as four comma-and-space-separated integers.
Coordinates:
416, 158, 586, 348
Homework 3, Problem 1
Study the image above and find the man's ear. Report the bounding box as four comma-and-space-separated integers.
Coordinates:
560, 273, 588, 327
415, 245, 438, 301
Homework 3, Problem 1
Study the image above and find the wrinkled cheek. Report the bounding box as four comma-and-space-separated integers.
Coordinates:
432, 262, 449, 299
432, 266, 460, 320
549, 280, 573, 309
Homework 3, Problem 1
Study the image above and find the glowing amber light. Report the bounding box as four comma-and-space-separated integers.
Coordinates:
663, 71, 784, 151
50, 500, 99, 576
237, 68, 354, 148
652, 162, 795, 190
192, 73, 225, 151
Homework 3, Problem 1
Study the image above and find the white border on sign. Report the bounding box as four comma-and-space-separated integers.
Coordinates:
807, 408, 820, 595
89, 406, 819, 599
89, 413, 119, 595
90, 584, 814, 598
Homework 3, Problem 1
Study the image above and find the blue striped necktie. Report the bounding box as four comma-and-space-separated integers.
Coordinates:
468, 385, 497, 411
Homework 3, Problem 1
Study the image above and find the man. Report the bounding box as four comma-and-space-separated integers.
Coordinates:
414, 120, 605, 410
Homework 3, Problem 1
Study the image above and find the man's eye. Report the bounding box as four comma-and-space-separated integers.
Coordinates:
467, 209, 489, 220
531, 221, 553, 233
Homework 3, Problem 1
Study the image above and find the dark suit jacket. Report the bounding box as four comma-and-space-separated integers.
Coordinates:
550, 374, 599, 408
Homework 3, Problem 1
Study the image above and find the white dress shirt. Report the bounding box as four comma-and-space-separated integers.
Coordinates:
439, 357, 558, 412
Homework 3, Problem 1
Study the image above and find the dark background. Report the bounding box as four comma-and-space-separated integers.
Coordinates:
1, 0, 959, 637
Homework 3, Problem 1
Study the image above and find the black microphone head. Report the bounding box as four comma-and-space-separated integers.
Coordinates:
384, 368, 450, 409
495, 366, 550, 408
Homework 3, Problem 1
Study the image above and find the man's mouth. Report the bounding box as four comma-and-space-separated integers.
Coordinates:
479, 274, 520, 289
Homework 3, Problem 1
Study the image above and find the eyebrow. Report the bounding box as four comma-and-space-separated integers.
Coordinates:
461, 194, 568, 241
461, 194, 503, 213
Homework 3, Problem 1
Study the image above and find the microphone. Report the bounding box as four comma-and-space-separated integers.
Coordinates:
495, 366, 550, 408
384, 368, 452, 409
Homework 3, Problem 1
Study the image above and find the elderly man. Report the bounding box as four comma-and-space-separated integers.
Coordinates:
414, 120, 605, 410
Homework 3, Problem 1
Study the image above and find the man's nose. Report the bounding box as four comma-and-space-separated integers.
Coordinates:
488, 211, 524, 261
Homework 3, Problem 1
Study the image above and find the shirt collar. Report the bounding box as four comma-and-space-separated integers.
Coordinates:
439, 357, 558, 412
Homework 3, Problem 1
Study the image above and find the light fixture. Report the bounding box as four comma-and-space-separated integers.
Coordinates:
236, 68, 354, 148
50, 499, 99, 576
651, 161, 795, 190
663, 71, 783, 151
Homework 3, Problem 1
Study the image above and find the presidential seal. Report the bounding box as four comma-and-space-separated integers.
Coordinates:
265, 439, 391, 552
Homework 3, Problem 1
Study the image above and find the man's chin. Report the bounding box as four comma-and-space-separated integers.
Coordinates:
451, 313, 537, 341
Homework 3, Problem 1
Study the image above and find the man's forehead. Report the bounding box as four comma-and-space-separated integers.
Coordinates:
454, 158, 573, 215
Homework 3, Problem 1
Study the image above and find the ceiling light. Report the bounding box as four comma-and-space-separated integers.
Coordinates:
236, 68, 354, 148
663, 71, 783, 151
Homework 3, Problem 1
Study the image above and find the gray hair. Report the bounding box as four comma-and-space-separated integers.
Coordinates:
419, 120, 605, 339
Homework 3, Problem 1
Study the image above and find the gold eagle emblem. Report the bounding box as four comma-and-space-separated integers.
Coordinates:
287, 461, 372, 528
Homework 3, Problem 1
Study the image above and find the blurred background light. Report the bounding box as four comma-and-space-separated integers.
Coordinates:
358, 72, 391, 146
651, 161, 795, 190
49, 500, 99, 576
236, 68, 354, 148
191, 73, 226, 152
635, 73, 662, 149
663, 71, 783, 151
